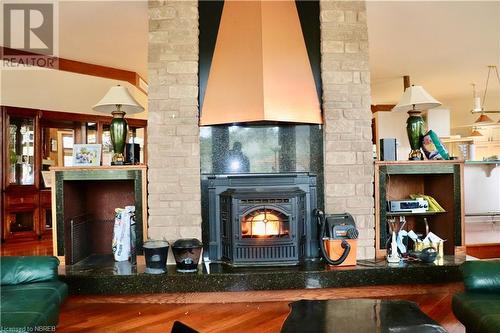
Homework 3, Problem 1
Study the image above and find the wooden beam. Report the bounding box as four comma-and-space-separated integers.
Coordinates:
403, 75, 411, 90
371, 104, 395, 113
1, 47, 147, 94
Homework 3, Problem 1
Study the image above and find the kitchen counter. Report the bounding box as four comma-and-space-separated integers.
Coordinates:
465, 161, 500, 165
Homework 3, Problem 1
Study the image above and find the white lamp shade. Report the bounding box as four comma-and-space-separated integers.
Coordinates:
392, 85, 441, 112
93, 85, 144, 114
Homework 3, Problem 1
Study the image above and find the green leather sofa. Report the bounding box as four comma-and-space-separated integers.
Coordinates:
452, 260, 500, 333
1, 256, 68, 333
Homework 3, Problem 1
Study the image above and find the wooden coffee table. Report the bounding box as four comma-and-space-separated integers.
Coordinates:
281, 299, 447, 333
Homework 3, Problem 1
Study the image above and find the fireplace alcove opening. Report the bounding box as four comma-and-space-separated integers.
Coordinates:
53, 166, 146, 266
61, 180, 137, 264
200, 125, 324, 266
198, 0, 324, 267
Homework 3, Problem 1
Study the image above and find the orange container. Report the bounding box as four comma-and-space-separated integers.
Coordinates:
323, 239, 357, 266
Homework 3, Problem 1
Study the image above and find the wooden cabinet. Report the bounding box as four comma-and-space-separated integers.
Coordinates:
374, 160, 465, 259
2, 107, 42, 240
1, 106, 147, 242
39, 189, 52, 236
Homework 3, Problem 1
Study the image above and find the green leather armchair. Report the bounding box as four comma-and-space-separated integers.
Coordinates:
1, 256, 68, 333
452, 260, 500, 333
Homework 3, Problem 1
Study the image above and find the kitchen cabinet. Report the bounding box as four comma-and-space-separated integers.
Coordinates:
474, 143, 492, 160
473, 141, 500, 160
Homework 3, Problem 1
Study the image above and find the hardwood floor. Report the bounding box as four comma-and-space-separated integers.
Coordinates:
466, 243, 500, 259
57, 293, 465, 333
0, 237, 53, 256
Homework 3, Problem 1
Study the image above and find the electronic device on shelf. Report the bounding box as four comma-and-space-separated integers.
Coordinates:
388, 199, 429, 213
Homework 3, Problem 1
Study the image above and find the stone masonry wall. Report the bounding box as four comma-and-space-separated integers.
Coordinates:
147, 0, 374, 258
147, 0, 201, 241
320, 1, 375, 259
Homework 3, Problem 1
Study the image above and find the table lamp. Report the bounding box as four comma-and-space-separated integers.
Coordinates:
93, 85, 144, 165
392, 85, 441, 160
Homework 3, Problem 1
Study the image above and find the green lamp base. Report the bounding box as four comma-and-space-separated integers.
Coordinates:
406, 111, 425, 160
110, 110, 128, 165
408, 149, 423, 160
111, 153, 125, 165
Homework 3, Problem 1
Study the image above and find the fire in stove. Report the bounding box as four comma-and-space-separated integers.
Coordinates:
241, 209, 289, 238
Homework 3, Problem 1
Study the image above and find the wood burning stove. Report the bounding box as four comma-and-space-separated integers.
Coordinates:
206, 173, 318, 266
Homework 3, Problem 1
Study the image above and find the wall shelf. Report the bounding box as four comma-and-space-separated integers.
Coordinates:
375, 160, 465, 259
386, 211, 446, 217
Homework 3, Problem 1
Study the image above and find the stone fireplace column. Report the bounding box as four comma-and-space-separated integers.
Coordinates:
320, 1, 375, 259
148, 0, 201, 241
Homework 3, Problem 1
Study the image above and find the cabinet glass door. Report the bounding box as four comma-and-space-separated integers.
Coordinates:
8, 116, 35, 185
86, 122, 97, 144
102, 125, 113, 153
9, 212, 35, 233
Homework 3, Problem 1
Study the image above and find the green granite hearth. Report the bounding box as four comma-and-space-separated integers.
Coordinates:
60, 254, 465, 294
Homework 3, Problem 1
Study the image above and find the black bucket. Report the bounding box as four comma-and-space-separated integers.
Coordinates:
143, 240, 169, 274
172, 238, 202, 273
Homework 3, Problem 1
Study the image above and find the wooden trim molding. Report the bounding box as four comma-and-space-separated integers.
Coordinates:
41, 110, 148, 128
1, 47, 147, 94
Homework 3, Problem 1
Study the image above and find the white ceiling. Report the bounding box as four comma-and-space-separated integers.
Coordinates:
6, 1, 500, 124
367, 0, 500, 112
58, 1, 148, 79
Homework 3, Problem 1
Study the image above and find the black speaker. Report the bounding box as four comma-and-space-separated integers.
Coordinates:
125, 143, 140, 164
380, 138, 397, 161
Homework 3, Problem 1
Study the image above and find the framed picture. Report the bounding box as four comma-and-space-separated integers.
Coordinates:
72, 144, 102, 166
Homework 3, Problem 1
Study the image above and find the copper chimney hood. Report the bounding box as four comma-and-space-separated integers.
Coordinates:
199, 0, 322, 126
